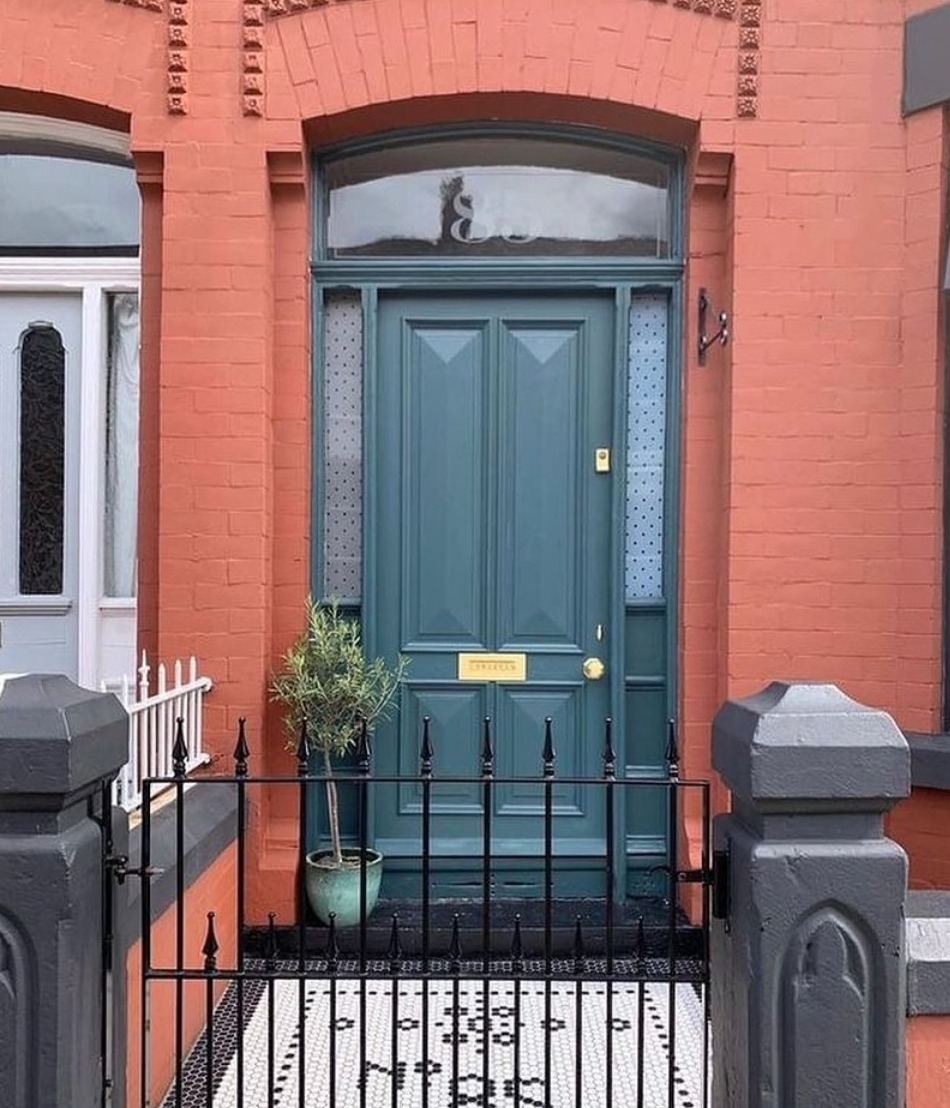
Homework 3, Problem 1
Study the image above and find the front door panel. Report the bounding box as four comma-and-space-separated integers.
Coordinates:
0, 294, 81, 679
373, 294, 614, 892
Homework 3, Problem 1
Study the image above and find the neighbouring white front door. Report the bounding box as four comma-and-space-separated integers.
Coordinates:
0, 292, 81, 678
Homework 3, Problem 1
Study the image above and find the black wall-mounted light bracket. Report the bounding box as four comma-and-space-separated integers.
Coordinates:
698, 287, 729, 364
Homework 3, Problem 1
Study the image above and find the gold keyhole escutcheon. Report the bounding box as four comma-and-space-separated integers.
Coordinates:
582, 657, 606, 681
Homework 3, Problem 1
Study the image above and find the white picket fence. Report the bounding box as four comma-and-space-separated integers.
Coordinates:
104, 653, 213, 812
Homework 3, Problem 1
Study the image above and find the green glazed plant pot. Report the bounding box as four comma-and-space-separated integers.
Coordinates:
305, 847, 384, 928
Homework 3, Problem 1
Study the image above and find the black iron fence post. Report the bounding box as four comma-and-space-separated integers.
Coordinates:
0, 674, 128, 1108
711, 681, 910, 1108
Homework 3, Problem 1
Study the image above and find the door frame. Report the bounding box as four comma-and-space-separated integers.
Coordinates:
310, 123, 686, 893
0, 257, 139, 687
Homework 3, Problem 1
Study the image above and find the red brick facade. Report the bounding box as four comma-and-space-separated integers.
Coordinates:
2, 0, 948, 917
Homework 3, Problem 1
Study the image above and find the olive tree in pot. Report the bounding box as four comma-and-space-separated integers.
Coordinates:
271, 598, 407, 927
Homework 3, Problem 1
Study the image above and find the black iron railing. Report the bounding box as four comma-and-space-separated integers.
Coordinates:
137, 716, 712, 1108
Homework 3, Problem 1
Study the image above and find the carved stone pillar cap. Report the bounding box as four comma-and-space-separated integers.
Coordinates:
0, 673, 127, 797
713, 681, 910, 809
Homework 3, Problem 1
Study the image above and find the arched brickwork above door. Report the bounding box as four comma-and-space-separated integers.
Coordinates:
266, 0, 746, 137
86, 0, 760, 122
264, 0, 737, 19
0, 2, 162, 127
261, 0, 759, 122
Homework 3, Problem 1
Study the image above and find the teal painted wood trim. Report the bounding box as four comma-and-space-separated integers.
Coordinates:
360, 287, 379, 851
610, 285, 632, 903
624, 835, 667, 855
624, 766, 670, 779
361, 286, 378, 649
668, 141, 685, 263
312, 260, 685, 288
664, 283, 683, 726
310, 283, 325, 597
624, 599, 666, 679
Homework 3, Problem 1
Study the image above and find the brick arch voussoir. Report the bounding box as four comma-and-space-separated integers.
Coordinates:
276, 0, 736, 132
0, 0, 162, 123
266, 0, 737, 19
0, 87, 130, 135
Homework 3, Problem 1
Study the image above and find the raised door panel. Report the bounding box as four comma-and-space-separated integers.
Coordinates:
497, 324, 581, 649
400, 322, 489, 649
395, 683, 486, 817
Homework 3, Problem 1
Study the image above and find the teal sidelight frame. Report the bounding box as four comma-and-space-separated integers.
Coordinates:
309, 123, 685, 897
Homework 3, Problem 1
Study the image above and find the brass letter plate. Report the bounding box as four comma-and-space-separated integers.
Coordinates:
458, 652, 527, 682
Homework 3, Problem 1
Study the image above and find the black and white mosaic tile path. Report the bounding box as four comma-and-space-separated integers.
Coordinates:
163, 972, 708, 1108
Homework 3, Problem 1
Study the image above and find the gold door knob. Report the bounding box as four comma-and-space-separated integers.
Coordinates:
582, 656, 606, 680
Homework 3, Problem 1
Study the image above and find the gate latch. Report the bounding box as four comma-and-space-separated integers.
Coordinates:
106, 853, 164, 885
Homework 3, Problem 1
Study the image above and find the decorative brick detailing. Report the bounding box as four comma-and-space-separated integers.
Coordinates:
167, 1, 189, 114
737, 0, 761, 117
243, 1, 266, 117
265, 0, 327, 16
106, 0, 163, 10
651, 0, 736, 15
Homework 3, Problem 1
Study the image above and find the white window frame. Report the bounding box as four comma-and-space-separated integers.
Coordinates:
0, 257, 140, 687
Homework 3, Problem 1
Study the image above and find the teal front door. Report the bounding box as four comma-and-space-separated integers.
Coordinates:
371, 293, 616, 895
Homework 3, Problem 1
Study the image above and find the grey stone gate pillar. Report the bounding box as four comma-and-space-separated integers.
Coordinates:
711, 682, 910, 1108
0, 674, 128, 1108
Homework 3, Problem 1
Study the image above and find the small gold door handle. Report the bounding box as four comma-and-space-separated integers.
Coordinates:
582, 657, 606, 681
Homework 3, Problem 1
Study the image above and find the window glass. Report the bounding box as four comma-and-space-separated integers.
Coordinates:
19, 325, 65, 594
323, 291, 362, 599
325, 137, 671, 258
0, 155, 139, 251
625, 293, 668, 600
104, 293, 140, 598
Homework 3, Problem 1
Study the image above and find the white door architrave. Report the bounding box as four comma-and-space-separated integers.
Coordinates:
0, 257, 140, 688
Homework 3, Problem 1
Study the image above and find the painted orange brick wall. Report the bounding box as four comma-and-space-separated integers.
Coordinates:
126, 843, 238, 1107
889, 790, 950, 890
1, 0, 948, 915
908, 1014, 950, 1106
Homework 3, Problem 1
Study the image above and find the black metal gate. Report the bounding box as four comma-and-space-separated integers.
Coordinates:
139, 718, 714, 1108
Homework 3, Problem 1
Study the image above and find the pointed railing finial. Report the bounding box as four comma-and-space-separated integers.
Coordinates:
202, 911, 219, 972
420, 717, 434, 778
295, 720, 310, 772
172, 718, 188, 778
481, 717, 494, 777
264, 911, 279, 970
665, 718, 679, 781
326, 913, 339, 972
573, 915, 586, 974
387, 914, 402, 974
356, 718, 371, 775
510, 913, 524, 969
449, 914, 463, 971
234, 717, 250, 776
602, 717, 616, 780
542, 717, 555, 778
